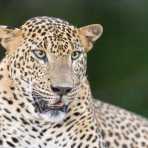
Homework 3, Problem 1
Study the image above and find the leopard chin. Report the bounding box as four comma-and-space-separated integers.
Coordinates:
38, 109, 67, 123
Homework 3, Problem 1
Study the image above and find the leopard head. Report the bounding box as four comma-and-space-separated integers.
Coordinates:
0, 17, 103, 123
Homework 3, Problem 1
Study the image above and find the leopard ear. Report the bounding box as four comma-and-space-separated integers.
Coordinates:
0, 26, 23, 53
78, 24, 103, 52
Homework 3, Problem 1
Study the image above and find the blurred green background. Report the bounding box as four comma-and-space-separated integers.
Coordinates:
0, 0, 148, 117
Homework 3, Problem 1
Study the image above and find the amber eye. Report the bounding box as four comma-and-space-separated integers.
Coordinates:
32, 50, 47, 62
71, 51, 82, 60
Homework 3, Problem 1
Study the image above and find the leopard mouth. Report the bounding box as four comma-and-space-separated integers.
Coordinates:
33, 96, 68, 114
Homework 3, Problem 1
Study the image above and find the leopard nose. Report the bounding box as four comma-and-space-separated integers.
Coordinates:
51, 85, 72, 96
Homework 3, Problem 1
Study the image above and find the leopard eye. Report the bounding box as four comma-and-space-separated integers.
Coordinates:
71, 51, 82, 60
32, 50, 47, 61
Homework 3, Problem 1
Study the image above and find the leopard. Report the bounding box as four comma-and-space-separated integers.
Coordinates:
0, 16, 147, 148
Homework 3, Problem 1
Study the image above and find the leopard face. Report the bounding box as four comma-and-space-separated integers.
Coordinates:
0, 16, 103, 123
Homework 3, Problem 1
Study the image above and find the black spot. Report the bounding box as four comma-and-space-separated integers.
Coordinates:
2, 97, 13, 104
20, 117, 29, 125
16, 108, 21, 113
4, 108, 11, 114
53, 123, 62, 128
19, 102, 25, 107
12, 137, 18, 143
46, 138, 52, 141
25, 140, 31, 144
10, 87, 15, 90
11, 116, 18, 121
8, 100, 13, 105
0, 74, 3, 80
41, 32, 46, 36
6, 141, 15, 147
0, 68, 3, 71
13, 93, 18, 100
0, 139, 3, 145
56, 133, 63, 138
40, 128, 47, 136
106, 141, 110, 147
122, 144, 128, 148
71, 143, 76, 148
114, 139, 119, 146
80, 134, 85, 140
32, 127, 38, 132
66, 125, 74, 132
4, 115, 12, 122
85, 144, 89, 148
62, 143, 67, 147
3, 90, 7, 94
73, 112, 81, 116
78, 142, 83, 148
92, 136, 97, 143
86, 134, 93, 141
63, 116, 71, 122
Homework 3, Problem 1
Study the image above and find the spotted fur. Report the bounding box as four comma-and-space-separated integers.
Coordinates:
0, 16, 147, 148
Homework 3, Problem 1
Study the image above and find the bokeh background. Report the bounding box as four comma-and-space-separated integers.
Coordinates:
0, 0, 148, 117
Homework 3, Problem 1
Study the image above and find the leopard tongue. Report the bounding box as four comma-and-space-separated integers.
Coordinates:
51, 100, 65, 107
